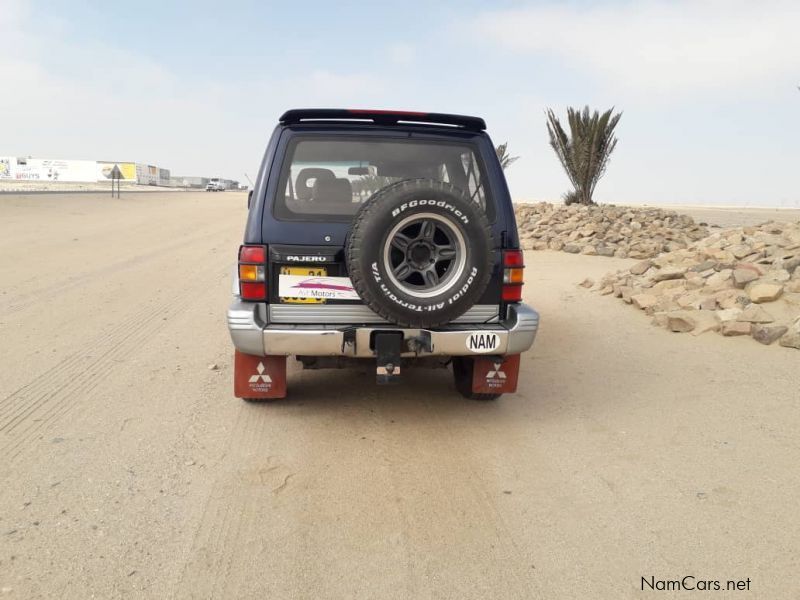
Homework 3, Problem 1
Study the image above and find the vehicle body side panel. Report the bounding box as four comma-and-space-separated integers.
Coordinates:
244, 125, 283, 244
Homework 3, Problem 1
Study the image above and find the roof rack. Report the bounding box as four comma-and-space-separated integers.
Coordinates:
279, 109, 486, 131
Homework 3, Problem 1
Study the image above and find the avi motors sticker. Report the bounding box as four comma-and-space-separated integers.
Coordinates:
466, 332, 501, 353
278, 275, 360, 300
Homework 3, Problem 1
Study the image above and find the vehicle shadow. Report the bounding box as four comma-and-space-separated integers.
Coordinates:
251, 363, 512, 420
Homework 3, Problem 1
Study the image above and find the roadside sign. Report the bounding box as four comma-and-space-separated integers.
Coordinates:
110, 164, 122, 198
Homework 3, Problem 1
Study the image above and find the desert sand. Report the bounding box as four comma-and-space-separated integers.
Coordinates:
0, 192, 797, 598
667, 205, 800, 228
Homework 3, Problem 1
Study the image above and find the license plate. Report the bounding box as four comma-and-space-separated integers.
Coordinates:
279, 266, 327, 303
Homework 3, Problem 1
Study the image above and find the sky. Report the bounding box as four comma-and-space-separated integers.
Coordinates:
1, 0, 799, 206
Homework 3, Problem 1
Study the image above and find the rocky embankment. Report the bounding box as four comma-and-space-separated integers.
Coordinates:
515, 203, 709, 259
592, 221, 800, 349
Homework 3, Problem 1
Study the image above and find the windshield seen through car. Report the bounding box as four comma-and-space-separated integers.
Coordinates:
274, 137, 490, 221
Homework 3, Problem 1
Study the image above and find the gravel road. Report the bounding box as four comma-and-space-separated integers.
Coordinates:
0, 193, 797, 598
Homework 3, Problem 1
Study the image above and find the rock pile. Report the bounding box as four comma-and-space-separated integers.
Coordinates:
594, 220, 800, 349
515, 203, 709, 259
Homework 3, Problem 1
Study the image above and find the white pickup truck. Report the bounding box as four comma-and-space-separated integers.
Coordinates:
206, 178, 225, 192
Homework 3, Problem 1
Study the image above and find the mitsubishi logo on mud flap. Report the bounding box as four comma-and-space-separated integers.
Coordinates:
486, 363, 506, 380
249, 362, 272, 384
234, 352, 286, 399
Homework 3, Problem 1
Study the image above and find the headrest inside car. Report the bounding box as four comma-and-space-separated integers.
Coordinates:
313, 178, 352, 205
296, 168, 335, 200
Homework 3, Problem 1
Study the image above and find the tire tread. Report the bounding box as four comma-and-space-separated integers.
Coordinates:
346, 179, 493, 328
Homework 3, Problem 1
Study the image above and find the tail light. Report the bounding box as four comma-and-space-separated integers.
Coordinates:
238, 245, 267, 300
502, 249, 524, 302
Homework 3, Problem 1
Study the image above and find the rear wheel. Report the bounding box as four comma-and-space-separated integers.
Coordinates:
452, 357, 502, 401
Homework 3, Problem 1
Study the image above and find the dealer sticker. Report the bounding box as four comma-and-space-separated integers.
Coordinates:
278, 275, 360, 300
466, 332, 500, 353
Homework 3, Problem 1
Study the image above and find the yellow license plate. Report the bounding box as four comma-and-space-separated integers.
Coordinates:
279, 266, 327, 303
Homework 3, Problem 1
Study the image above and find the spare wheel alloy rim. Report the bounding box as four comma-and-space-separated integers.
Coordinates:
382, 212, 467, 299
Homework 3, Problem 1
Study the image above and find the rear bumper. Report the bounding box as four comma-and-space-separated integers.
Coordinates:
227, 300, 539, 358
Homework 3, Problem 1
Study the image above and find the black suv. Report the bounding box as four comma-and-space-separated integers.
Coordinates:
228, 109, 539, 401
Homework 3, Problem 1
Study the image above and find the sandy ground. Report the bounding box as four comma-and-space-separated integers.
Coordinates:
0, 182, 188, 193
0, 193, 797, 599
665, 206, 800, 228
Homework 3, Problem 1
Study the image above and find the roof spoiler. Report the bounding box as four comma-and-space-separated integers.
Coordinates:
279, 109, 486, 131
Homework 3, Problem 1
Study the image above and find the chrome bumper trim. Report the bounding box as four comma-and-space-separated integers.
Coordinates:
505, 303, 540, 354
267, 303, 499, 324
226, 302, 265, 356
227, 299, 539, 358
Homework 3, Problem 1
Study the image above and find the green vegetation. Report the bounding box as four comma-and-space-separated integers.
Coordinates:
495, 142, 519, 171
546, 106, 621, 205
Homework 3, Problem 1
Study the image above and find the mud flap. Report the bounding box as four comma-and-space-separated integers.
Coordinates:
471, 354, 521, 395
234, 351, 287, 399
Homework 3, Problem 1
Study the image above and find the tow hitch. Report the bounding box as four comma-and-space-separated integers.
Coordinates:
374, 332, 404, 385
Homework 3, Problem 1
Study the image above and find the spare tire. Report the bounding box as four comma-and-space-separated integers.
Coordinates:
346, 179, 493, 328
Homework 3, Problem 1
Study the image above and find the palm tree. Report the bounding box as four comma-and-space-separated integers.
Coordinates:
357, 174, 396, 198
495, 142, 519, 170
546, 106, 621, 205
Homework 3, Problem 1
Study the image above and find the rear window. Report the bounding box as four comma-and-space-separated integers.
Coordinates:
273, 137, 491, 222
